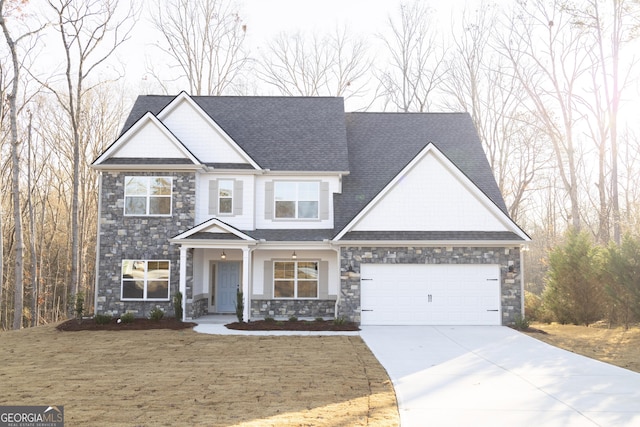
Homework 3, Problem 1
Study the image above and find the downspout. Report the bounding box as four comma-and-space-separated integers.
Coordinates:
520, 245, 526, 319
93, 172, 103, 314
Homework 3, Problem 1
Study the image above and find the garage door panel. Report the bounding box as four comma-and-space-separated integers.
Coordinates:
361, 264, 501, 326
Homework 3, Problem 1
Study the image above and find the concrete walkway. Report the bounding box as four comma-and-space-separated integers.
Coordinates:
193, 316, 359, 336
360, 326, 640, 427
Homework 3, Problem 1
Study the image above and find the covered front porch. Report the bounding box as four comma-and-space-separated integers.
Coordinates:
170, 222, 342, 322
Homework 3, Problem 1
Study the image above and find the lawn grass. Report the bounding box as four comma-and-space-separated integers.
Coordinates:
0, 324, 399, 426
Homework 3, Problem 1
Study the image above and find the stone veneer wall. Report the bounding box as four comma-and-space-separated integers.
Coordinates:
337, 246, 522, 325
251, 299, 336, 319
190, 294, 208, 319
95, 171, 196, 318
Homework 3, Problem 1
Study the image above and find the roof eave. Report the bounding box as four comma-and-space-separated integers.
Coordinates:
331, 239, 529, 247
90, 164, 204, 171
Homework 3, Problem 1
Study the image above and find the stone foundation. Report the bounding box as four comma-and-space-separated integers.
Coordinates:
190, 295, 208, 319
251, 299, 336, 319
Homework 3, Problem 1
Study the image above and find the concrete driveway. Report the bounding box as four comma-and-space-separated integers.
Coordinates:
360, 326, 640, 427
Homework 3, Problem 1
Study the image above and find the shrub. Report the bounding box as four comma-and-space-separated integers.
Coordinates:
524, 290, 542, 321
173, 291, 183, 321
513, 315, 530, 330
235, 288, 244, 323
264, 316, 275, 322
74, 292, 84, 322
333, 316, 347, 325
288, 315, 298, 322
149, 307, 164, 321
314, 317, 324, 322
94, 314, 112, 325
120, 312, 135, 324
605, 235, 640, 329
543, 229, 605, 326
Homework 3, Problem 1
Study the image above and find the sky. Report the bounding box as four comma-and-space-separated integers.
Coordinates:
122, 0, 481, 103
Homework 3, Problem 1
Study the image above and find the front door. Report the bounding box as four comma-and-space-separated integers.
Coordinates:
216, 262, 240, 313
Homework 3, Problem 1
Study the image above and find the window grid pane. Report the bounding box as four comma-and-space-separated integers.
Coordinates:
297, 281, 318, 298
274, 280, 295, 298
150, 177, 172, 195
219, 198, 232, 214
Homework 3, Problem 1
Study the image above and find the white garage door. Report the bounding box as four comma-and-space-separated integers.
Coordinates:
360, 264, 501, 325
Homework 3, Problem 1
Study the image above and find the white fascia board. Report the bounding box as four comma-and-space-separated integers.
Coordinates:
330, 239, 528, 247
203, 167, 265, 175
170, 218, 256, 242
91, 164, 204, 171
254, 241, 335, 250
334, 143, 530, 241
172, 240, 258, 249
263, 170, 350, 177
157, 92, 262, 170
91, 112, 202, 167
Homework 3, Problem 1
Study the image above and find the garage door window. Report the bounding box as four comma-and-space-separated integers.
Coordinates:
274, 261, 318, 298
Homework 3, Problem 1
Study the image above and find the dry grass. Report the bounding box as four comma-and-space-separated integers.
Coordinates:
525, 322, 640, 373
0, 325, 399, 427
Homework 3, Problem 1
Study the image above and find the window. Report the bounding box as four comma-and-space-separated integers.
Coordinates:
274, 261, 318, 298
124, 176, 172, 216
218, 179, 233, 214
274, 182, 319, 219
121, 260, 170, 300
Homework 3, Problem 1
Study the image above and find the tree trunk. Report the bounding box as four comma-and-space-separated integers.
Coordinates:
0, 3, 25, 329
27, 113, 39, 326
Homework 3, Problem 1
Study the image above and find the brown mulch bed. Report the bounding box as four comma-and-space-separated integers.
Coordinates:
226, 319, 360, 331
55, 317, 360, 332
56, 317, 196, 331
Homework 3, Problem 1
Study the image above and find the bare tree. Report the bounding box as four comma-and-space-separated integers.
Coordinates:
496, 0, 591, 231
150, 0, 249, 95
0, 0, 41, 329
257, 27, 370, 100
378, 1, 448, 112
42, 0, 135, 309
569, 0, 640, 243
441, 4, 552, 221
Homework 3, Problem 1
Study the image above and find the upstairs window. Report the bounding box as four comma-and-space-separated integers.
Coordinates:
124, 176, 172, 216
218, 179, 234, 214
274, 182, 319, 219
209, 179, 243, 216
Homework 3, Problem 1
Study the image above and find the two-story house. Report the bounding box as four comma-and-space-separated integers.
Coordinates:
91, 92, 529, 325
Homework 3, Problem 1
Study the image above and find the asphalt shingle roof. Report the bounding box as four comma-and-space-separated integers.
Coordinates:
116, 95, 519, 242
333, 112, 509, 232
120, 95, 350, 172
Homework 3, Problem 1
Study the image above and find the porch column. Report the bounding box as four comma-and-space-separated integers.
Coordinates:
242, 247, 250, 321
179, 246, 187, 322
